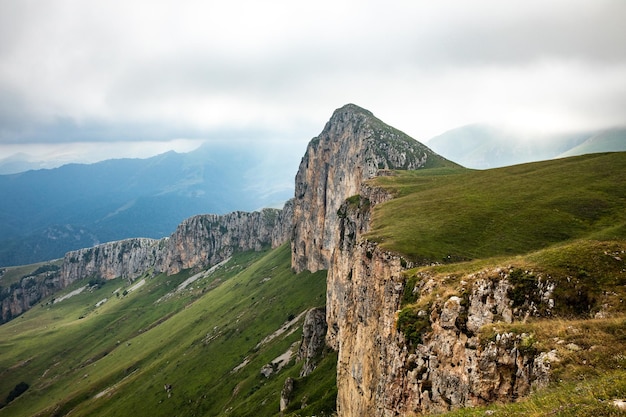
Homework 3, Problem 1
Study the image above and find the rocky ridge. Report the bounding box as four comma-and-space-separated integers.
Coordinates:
1, 202, 294, 324
2, 104, 598, 416
60, 238, 162, 287
0, 265, 61, 323
158, 204, 293, 275
61, 204, 293, 284
327, 217, 556, 415
291, 104, 452, 274
293, 106, 556, 415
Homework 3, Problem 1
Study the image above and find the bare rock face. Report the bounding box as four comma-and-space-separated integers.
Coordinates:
291, 104, 449, 274
272, 199, 295, 248
60, 238, 162, 286
56, 201, 294, 293
157, 207, 289, 275
0, 267, 61, 323
327, 194, 553, 417
298, 307, 328, 377
280, 377, 295, 412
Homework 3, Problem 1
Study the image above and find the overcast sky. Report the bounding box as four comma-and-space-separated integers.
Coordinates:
1, 0, 625, 167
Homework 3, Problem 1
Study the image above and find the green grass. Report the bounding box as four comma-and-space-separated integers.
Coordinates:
3, 152, 626, 416
395, 236, 626, 416
0, 259, 62, 288
0, 244, 332, 416
367, 152, 626, 263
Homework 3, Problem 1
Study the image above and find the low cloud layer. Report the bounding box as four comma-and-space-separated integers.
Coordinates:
1, 0, 624, 163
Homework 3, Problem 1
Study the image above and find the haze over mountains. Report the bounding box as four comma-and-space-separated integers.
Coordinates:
0, 143, 298, 266
426, 125, 626, 169
2, 122, 624, 267
1, 104, 625, 416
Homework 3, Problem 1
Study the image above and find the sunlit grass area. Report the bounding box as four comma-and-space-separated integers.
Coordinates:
367, 153, 626, 263
0, 244, 333, 416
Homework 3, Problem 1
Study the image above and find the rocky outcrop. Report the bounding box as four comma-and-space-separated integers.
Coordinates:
4, 199, 294, 323
0, 265, 61, 323
60, 238, 162, 286
291, 104, 452, 274
157, 209, 278, 275
280, 377, 295, 412
297, 307, 328, 377
326, 190, 554, 416
157, 206, 292, 275
56, 201, 294, 289
288, 103, 546, 416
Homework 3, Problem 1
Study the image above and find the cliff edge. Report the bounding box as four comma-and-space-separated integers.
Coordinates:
291, 103, 454, 274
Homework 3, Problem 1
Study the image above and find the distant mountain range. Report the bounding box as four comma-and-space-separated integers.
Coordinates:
2, 104, 625, 417
426, 125, 626, 169
0, 143, 298, 266
2, 122, 624, 267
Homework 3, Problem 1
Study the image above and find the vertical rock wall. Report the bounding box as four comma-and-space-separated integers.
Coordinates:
0, 269, 61, 323
327, 189, 553, 417
291, 104, 447, 274
60, 238, 162, 286
58, 201, 294, 288
157, 206, 291, 275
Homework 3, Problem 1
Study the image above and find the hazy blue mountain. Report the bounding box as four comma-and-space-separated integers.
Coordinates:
0, 153, 48, 175
557, 127, 626, 158
425, 124, 625, 169
0, 143, 298, 266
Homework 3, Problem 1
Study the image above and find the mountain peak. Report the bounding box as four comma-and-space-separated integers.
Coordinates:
331, 103, 374, 119
292, 104, 457, 273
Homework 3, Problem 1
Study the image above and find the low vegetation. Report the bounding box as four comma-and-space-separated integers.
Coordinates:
375, 152, 626, 416
0, 244, 334, 416
2, 152, 626, 416
367, 153, 626, 263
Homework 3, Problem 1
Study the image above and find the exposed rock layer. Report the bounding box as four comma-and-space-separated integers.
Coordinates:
0, 267, 61, 323
298, 307, 328, 377
291, 104, 451, 274
60, 238, 161, 287
157, 207, 290, 275
326, 184, 553, 416
58, 201, 293, 288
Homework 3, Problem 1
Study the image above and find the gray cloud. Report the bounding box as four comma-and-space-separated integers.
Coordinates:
0, 0, 625, 159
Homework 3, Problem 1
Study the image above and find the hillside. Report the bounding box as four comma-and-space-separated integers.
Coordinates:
0, 143, 296, 267
327, 151, 626, 415
558, 127, 626, 158
1, 104, 626, 416
0, 245, 336, 416
291, 103, 458, 273
367, 152, 626, 262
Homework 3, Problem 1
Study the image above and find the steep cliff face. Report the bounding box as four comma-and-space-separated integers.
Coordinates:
60, 238, 162, 287
327, 190, 554, 416
1, 266, 61, 323
157, 206, 291, 275
57, 202, 294, 288
297, 306, 328, 377
291, 104, 452, 274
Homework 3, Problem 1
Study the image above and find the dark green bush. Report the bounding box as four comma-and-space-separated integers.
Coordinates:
397, 307, 431, 347
5, 381, 29, 404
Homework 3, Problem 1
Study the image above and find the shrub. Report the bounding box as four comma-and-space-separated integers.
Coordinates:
507, 269, 541, 308
5, 381, 29, 404
397, 307, 431, 347
401, 274, 420, 306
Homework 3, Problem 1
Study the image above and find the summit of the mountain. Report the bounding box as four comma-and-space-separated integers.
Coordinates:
291, 103, 457, 273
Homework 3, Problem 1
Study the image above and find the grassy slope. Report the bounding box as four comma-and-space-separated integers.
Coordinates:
367, 152, 626, 263
3, 152, 626, 416
0, 259, 62, 287
367, 152, 626, 416
0, 244, 335, 417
